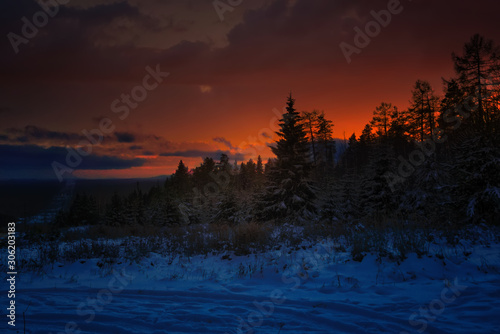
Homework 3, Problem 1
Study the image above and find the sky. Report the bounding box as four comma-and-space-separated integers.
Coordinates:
1, 0, 499, 180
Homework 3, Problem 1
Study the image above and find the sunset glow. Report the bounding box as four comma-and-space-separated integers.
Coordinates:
1, 0, 499, 179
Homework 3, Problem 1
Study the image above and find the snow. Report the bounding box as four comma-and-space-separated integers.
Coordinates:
6, 235, 500, 333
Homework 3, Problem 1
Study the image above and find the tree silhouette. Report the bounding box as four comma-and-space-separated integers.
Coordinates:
258, 93, 316, 223
453, 34, 500, 131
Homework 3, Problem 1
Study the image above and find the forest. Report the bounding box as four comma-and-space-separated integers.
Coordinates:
6, 33, 500, 334
42, 33, 498, 260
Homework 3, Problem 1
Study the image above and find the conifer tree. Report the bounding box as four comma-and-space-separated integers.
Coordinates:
172, 160, 191, 198
453, 34, 500, 131
371, 102, 395, 138
301, 110, 320, 165
406, 80, 439, 142
255, 155, 265, 188
257, 94, 317, 223
316, 111, 335, 168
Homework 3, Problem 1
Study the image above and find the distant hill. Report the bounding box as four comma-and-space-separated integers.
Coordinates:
0, 176, 167, 221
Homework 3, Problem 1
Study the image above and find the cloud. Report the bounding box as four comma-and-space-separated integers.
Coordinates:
23, 125, 78, 141
199, 85, 212, 93
129, 145, 143, 150
160, 149, 244, 161
260, 131, 273, 140
1, 125, 112, 145
115, 132, 136, 143
3, 0, 500, 87
15, 136, 28, 143
212, 136, 235, 149
0, 144, 146, 179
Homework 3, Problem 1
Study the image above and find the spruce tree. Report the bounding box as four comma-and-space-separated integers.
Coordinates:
371, 102, 395, 138
301, 110, 320, 165
316, 112, 335, 168
453, 34, 500, 131
406, 80, 439, 142
172, 160, 191, 198
257, 94, 317, 223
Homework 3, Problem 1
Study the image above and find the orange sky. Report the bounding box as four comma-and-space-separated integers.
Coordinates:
1, 0, 499, 179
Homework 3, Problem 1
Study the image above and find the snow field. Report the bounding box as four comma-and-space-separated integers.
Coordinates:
4, 231, 499, 333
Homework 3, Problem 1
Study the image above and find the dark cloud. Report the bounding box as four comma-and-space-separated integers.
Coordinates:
129, 145, 143, 150
115, 132, 136, 143
142, 151, 155, 156
160, 149, 244, 161
1, 125, 110, 144
260, 131, 273, 139
213, 136, 235, 149
23, 125, 77, 141
0, 144, 146, 179
2, 0, 500, 86
0, 0, 166, 81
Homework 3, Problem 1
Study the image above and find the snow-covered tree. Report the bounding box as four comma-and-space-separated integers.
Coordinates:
257, 94, 317, 223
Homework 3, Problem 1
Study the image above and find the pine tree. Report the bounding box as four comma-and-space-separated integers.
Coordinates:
254, 155, 265, 188
357, 142, 399, 223
371, 102, 396, 138
105, 192, 124, 226
172, 160, 191, 198
336, 133, 360, 175
257, 94, 317, 223
387, 106, 411, 156
321, 172, 361, 226
123, 184, 145, 225
448, 133, 500, 225
301, 110, 320, 165
67, 193, 100, 226
406, 80, 439, 142
360, 123, 375, 144
317, 111, 335, 168
264, 158, 273, 175
453, 34, 500, 131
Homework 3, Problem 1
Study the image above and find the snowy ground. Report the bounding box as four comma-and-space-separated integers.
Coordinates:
5, 236, 500, 333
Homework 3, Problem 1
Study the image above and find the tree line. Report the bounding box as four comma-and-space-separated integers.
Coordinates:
57, 34, 499, 229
